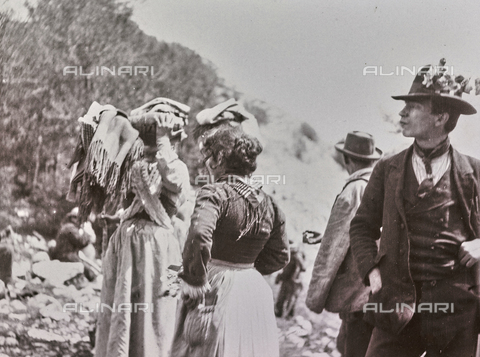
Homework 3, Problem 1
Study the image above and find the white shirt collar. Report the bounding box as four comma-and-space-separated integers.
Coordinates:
412, 149, 451, 186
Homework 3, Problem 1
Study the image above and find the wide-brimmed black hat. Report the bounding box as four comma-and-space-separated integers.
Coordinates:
392, 59, 477, 115
335, 131, 383, 161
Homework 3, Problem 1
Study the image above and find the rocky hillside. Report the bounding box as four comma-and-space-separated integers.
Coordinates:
255, 111, 348, 357
256, 111, 347, 240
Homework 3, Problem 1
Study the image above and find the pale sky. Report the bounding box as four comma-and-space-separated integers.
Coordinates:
3, 0, 480, 155
131, 0, 480, 155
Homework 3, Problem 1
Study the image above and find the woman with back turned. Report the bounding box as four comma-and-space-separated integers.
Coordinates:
172, 128, 289, 357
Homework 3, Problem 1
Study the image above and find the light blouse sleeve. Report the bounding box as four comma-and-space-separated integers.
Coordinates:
156, 137, 190, 216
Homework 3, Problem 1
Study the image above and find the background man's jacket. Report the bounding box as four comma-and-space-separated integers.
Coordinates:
306, 168, 372, 314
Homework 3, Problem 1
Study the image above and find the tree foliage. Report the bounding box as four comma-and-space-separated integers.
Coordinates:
0, 0, 223, 236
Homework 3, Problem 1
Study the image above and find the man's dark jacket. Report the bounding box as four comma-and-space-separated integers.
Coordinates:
350, 145, 480, 335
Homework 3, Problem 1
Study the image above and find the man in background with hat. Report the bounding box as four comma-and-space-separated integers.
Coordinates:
306, 131, 382, 357
350, 60, 480, 356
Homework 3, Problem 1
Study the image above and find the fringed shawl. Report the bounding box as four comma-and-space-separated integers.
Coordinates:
85, 109, 142, 194
68, 108, 143, 222
121, 160, 173, 231
68, 99, 190, 224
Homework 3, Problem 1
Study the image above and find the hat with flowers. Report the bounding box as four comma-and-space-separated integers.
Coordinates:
392, 58, 478, 115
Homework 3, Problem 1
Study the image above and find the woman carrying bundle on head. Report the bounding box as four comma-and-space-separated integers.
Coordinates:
171, 127, 289, 357
192, 98, 264, 149
95, 98, 191, 357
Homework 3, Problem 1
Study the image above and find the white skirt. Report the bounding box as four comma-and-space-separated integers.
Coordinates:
172, 259, 280, 357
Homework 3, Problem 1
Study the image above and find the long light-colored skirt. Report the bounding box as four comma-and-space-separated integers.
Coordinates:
95, 218, 182, 357
171, 259, 280, 357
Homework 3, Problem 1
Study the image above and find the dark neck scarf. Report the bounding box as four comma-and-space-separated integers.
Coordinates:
413, 138, 451, 198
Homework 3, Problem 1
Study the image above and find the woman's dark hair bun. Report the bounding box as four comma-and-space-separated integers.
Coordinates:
203, 128, 263, 176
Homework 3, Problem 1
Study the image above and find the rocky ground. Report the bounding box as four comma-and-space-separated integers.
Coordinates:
0, 285, 97, 357
277, 310, 342, 357
272, 243, 343, 357
0, 228, 99, 357
0, 225, 342, 357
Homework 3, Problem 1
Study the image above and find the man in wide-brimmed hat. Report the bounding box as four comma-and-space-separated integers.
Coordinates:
306, 131, 382, 357
350, 59, 480, 356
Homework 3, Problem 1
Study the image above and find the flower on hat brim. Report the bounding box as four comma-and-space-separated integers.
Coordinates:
392, 59, 478, 115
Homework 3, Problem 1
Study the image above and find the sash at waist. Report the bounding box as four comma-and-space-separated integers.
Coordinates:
209, 258, 254, 270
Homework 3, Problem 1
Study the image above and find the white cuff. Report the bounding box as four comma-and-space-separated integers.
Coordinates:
181, 281, 211, 300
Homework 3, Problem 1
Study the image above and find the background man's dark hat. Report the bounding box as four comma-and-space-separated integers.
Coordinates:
392, 58, 477, 115
335, 131, 382, 160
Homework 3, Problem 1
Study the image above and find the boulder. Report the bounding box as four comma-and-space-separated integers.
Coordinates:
10, 300, 27, 312
27, 293, 62, 312
27, 328, 66, 343
4, 337, 18, 346
0, 299, 11, 315
52, 285, 80, 300
324, 327, 337, 338
286, 333, 306, 348
294, 315, 313, 335
12, 260, 31, 279
28, 232, 49, 251
32, 251, 50, 264
10, 313, 28, 321
39, 304, 70, 322
32, 260, 84, 286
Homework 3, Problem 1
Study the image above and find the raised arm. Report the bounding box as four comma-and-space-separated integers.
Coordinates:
156, 136, 191, 216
